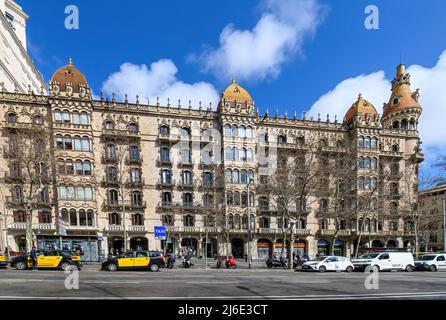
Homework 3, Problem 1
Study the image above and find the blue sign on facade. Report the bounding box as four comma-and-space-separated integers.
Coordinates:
154, 226, 166, 240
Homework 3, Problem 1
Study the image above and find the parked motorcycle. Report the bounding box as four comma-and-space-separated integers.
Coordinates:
266, 256, 288, 269
166, 254, 175, 269
182, 255, 192, 268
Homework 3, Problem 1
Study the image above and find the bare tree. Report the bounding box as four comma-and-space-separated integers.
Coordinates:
267, 130, 323, 269
1, 125, 52, 252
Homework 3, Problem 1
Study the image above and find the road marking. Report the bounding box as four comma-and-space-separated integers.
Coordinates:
0, 291, 446, 300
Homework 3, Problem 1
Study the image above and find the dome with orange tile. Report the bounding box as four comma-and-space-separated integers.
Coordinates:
221, 79, 253, 103
344, 93, 378, 123
50, 58, 88, 93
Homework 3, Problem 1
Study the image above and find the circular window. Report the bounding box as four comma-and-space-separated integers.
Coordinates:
392, 97, 400, 105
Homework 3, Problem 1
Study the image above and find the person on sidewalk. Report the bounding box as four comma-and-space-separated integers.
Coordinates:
30, 246, 37, 271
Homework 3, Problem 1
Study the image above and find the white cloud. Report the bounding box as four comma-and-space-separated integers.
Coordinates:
192, 0, 326, 82
307, 50, 446, 174
101, 59, 219, 108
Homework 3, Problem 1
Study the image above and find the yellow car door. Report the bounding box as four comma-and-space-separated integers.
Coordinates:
118, 252, 135, 268
134, 251, 150, 267
40, 251, 62, 268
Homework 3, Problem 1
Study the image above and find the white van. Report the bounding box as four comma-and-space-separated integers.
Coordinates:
351, 251, 414, 272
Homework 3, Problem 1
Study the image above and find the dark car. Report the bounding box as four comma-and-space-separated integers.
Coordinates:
101, 250, 166, 272
10, 250, 81, 271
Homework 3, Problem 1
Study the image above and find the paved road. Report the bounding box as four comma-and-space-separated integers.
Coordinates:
0, 267, 445, 300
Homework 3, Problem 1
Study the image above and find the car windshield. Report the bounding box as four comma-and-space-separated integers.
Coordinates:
419, 255, 436, 261
358, 253, 380, 259
315, 257, 327, 261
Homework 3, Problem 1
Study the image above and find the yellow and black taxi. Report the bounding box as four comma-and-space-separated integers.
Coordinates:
0, 254, 7, 268
101, 250, 166, 272
10, 250, 82, 271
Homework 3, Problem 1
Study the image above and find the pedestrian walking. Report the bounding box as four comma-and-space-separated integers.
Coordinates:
30, 246, 37, 271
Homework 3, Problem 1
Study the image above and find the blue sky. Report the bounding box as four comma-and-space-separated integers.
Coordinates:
22, 0, 446, 179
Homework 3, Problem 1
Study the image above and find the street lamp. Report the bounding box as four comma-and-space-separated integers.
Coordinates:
247, 178, 254, 270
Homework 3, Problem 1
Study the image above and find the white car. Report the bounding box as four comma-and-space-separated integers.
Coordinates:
415, 253, 446, 272
351, 251, 414, 272
300, 256, 354, 272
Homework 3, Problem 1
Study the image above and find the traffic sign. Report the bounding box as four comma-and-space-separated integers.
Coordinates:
154, 226, 166, 240
58, 218, 67, 236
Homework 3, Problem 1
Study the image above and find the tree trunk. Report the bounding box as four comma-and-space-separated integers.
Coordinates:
25, 202, 33, 252
354, 219, 365, 258
289, 225, 294, 270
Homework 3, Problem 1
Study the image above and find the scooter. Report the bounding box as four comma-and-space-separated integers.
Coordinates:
182, 255, 192, 268
266, 256, 288, 269
166, 255, 175, 269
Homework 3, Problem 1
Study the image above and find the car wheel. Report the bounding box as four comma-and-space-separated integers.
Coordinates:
267, 264, 272, 269
60, 262, 72, 271
405, 265, 414, 272
150, 264, 160, 272
107, 263, 118, 272
429, 265, 437, 272
346, 266, 354, 273
15, 261, 27, 270
319, 266, 326, 273
372, 265, 380, 273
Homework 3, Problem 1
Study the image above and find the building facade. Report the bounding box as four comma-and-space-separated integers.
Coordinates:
418, 184, 446, 252
0, 0, 47, 95
0, 61, 423, 261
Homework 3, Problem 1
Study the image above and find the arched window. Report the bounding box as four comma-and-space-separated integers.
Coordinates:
162, 192, 172, 203
246, 126, 253, 138
131, 168, 141, 183
130, 145, 139, 160
64, 135, 73, 150
79, 112, 88, 125
203, 171, 213, 186
391, 144, 399, 152
132, 213, 144, 226
108, 190, 119, 205
182, 147, 191, 163
238, 125, 246, 138
78, 209, 87, 226
106, 144, 116, 158
240, 170, 247, 184
13, 210, 26, 223
62, 111, 70, 123
109, 212, 121, 225
241, 148, 247, 162
358, 136, 364, 147
128, 122, 139, 133
107, 166, 117, 181
229, 214, 234, 229
371, 137, 377, 149
161, 147, 170, 161
181, 127, 190, 138
183, 192, 193, 204
204, 193, 214, 207
233, 214, 240, 229
390, 202, 398, 215
232, 169, 240, 184
81, 136, 91, 151
358, 157, 364, 169
7, 112, 17, 123
401, 119, 408, 130
159, 125, 169, 134
233, 147, 239, 161
391, 162, 399, 175
132, 191, 142, 206
259, 196, 269, 210
390, 182, 399, 195
182, 170, 192, 185
225, 147, 232, 161
12, 185, 22, 201
358, 177, 364, 189
247, 170, 254, 182
105, 121, 114, 130
370, 177, 377, 189
224, 124, 231, 136
277, 135, 286, 144
371, 158, 377, 170
225, 169, 232, 183
184, 214, 195, 227
364, 137, 371, 148
364, 157, 370, 169
233, 192, 240, 206
70, 209, 78, 226
161, 169, 172, 184
83, 161, 91, 175
259, 217, 270, 229
392, 121, 400, 129
363, 177, 370, 190
84, 187, 93, 201
87, 209, 94, 226
72, 111, 80, 124
226, 191, 233, 205
241, 192, 248, 207
247, 148, 254, 162
231, 125, 238, 137
364, 218, 370, 232
33, 115, 43, 124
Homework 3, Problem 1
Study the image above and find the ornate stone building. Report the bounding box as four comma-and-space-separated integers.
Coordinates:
0, 61, 423, 261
